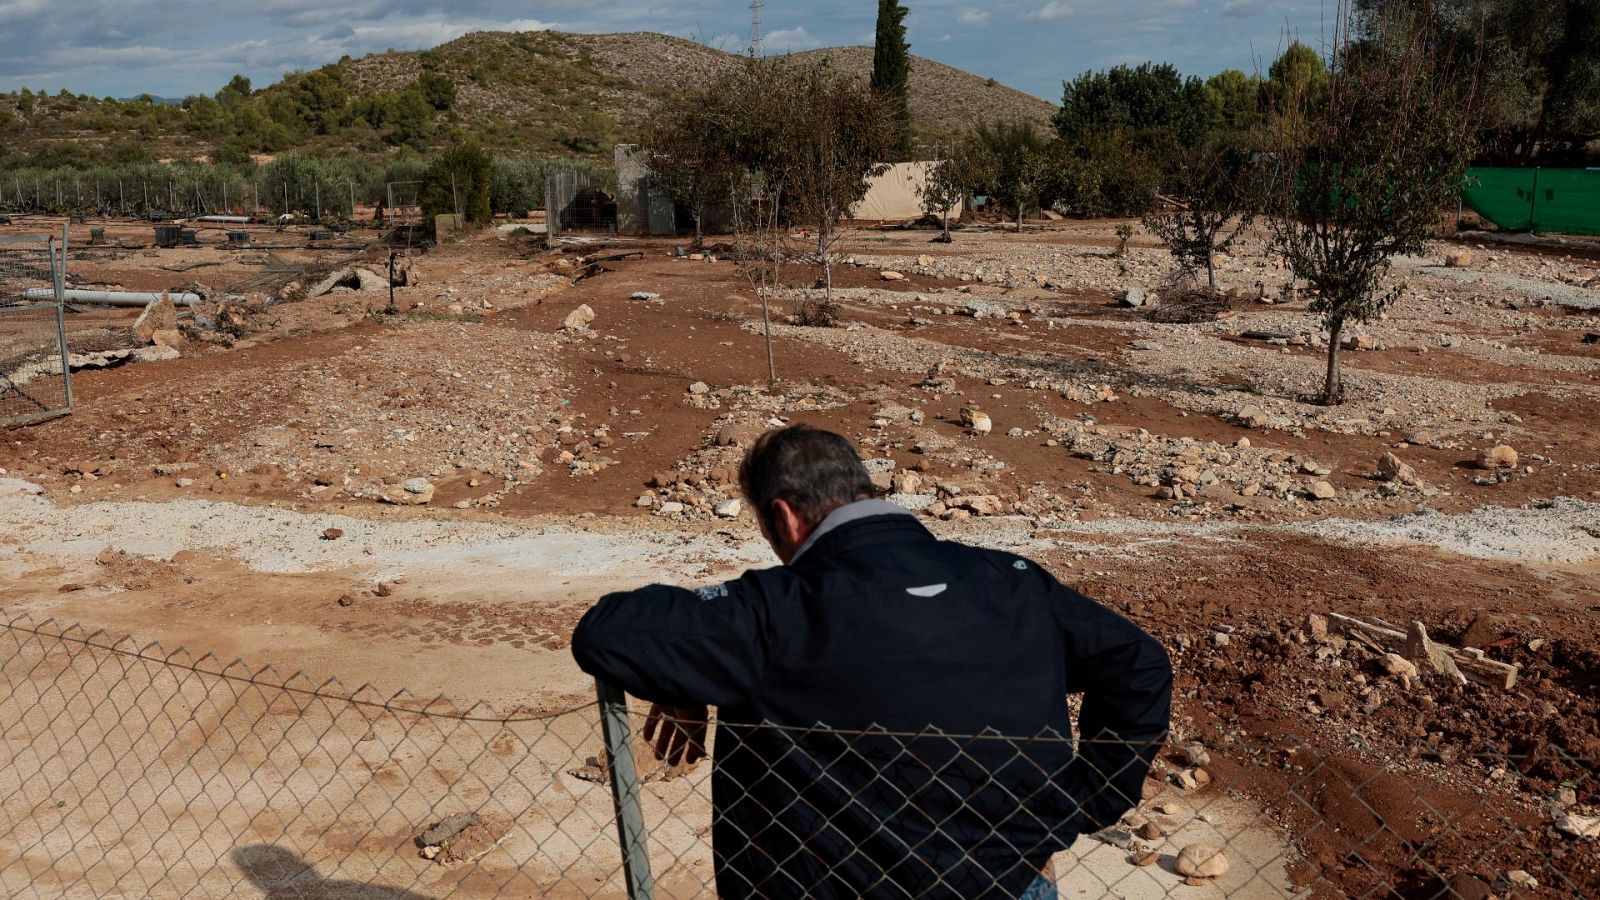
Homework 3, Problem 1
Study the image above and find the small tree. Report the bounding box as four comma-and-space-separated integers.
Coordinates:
642, 81, 745, 248
783, 63, 894, 307
974, 119, 1052, 231
1142, 141, 1258, 288
1268, 2, 1478, 404
917, 140, 986, 242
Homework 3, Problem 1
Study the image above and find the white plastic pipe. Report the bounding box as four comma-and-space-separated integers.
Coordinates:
22, 288, 202, 307
194, 215, 252, 224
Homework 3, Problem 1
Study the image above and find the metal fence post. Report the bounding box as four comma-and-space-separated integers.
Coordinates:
54, 224, 73, 411
597, 680, 655, 900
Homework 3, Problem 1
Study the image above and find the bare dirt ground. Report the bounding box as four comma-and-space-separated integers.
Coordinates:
3, 215, 1599, 897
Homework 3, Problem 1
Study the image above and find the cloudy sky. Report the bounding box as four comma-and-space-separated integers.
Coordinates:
0, 1, 1328, 102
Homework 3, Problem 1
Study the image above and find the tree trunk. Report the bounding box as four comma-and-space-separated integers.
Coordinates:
942, 212, 950, 242
761, 276, 777, 385
1016, 204, 1024, 233
1206, 250, 1216, 289
1323, 316, 1345, 405
819, 220, 833, 305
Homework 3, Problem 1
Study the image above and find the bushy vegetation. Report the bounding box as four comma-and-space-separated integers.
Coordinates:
0, 148, 605, 221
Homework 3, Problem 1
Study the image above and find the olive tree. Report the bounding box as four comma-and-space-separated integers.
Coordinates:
1142, 141, 1259, 288
1268, 2, 1478, 404
917, 140, 987, 242
781, 62, 894, 307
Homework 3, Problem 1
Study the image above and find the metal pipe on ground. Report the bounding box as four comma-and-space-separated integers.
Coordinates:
21, 288, 202, 307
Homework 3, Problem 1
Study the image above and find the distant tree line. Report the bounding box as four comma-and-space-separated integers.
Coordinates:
0, 149, 606, 222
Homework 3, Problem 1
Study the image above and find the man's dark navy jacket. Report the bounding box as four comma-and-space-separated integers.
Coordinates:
572, 505, 1172, 899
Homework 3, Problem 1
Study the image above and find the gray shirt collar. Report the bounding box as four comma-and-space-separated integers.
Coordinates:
789, 499, 915, 564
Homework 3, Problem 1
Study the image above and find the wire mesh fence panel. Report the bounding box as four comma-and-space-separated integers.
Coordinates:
0, 234, 71, 427
608, 714, 1598, 899
0, 617, 630, 899
546, 172, 617, 243
3, 613, 1596, 899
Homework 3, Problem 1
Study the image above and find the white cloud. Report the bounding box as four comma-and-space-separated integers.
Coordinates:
1020, 1, 1073, 22
765, 26, 821, 52
957, 9, 991, 26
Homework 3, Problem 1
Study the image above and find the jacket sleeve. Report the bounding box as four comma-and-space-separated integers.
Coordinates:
1051, 582, 1173, 832
570, 576, 767, 708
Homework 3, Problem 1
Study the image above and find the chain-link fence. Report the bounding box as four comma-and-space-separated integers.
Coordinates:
546, 172, 618, 244
1, 613, 1594, 899
0, 229, 72, 427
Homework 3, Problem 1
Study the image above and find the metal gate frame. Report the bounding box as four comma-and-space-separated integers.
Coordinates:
1, 224, 72, 427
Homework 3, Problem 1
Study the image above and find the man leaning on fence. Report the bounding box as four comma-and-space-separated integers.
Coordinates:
572, 424, 1172, 899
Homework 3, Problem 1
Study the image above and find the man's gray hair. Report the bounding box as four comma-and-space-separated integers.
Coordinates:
738, 425, 872, 531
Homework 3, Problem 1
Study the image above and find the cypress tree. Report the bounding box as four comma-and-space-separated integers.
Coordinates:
871, 0, 913, 158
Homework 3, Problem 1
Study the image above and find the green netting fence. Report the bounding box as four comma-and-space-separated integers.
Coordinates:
1461, 167, 1600, 236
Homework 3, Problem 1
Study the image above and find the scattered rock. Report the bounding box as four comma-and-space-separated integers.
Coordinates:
402, 478, 431, 495
714, 499, 743, 519
1236, 406, 1270, 428
715, 421, 766, 448
1476, 444, 1519, 470
630, 291, 660, 301
337, 594, 354, 607
1175, 843, 1229, 879
1305, 614, 1329, 643
1406, 621, 1465, 682
959, 406, 992, 436
1309, 481, 1337, 501
415, 811, 480, 850
1443, 873, 1493, 900
1445, 247, 1474, 267
1380, 653, 1420, 689
1554, 811, 1600, 839
1117, 288, 1147, 308
1180, 742, 1211, 768
321, 528, 344, 541
1377, 452, 1417, 484
879, 270, 905, 281
561, 304, 596, 331
1506, 870, 1538, 890
132, 293, 178, 344
687, 382, 710, 395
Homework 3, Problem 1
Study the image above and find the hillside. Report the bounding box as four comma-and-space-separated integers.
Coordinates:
335, 31, 1056, 155
0, 30, 1057, 166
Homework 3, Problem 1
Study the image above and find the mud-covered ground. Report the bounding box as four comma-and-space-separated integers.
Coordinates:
2, 214, 1598, 897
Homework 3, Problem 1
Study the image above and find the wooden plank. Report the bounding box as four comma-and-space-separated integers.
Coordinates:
1327, 613, 1519, 690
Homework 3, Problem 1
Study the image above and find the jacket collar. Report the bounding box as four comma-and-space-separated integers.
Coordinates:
789, 499, 925, 564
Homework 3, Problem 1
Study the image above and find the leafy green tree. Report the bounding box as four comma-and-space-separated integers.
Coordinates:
216, 74, 252, 106
422, 140, 492, 224
974, 118, 1053, 229
1054, 62, 1213, 146
782, 62, 896, 304
1268, 5, 1479, 404
1356, 0, 1599, 162
918, 139, 988, 241
870, 0, 913, 159
1205, 70, 1264, 132
1267, 42, 1329, 119
288, 69, 348, 134
1054, 128, 1161, 218
557, 110, 617, 155
643, 76, 744, 245
417, 71, 456, 111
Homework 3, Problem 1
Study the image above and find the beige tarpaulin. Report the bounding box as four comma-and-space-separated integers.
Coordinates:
849, 161, 961, 221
